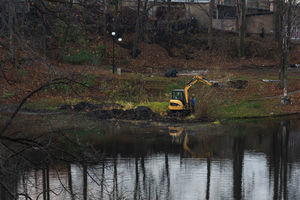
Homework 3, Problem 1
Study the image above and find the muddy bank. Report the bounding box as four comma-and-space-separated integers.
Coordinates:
0, 104, 62, 114
0, 102, 207, 123
60, 102, 161, 120
66, 102, 204, 123
86, 106, 161, 121
58, 101, 218, 123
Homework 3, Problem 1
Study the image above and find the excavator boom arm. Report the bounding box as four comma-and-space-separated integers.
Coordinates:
184, 75, 213, 104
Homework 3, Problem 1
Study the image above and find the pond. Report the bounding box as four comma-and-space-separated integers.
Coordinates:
0, 114, 300, 200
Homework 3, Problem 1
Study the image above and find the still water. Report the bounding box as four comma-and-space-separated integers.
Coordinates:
1, 115, 300, 200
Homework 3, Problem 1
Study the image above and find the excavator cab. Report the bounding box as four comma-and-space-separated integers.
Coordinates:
172, 89, 186, 104
169, 89, 187, 113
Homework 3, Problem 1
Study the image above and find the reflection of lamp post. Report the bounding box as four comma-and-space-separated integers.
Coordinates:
112, 32, 122, 74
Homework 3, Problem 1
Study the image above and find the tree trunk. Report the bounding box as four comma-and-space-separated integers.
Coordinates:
115, 0, 119, 16
281, 0, 292, 101
166, 0, 172, 56
235, 0, 240, 32
0, 0, 7, 35
239, 0, 246, 57
42, 16, 47, 59
278, 0, 284, 87
132, 0, 141, 58
280, 49, 289, 103
103, 0, 107, 54
8, 0, 16, 67
140, 0, 149, 42
274, 0, 280, 41
208, 0, 214, 50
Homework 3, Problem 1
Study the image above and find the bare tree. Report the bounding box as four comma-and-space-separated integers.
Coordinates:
132, 0, 150, 58
277, 0, 298, 104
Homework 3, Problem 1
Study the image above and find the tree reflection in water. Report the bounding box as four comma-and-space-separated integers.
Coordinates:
0, 117, 299, 199
233, 135, 244, 200
271, 121, 290, 200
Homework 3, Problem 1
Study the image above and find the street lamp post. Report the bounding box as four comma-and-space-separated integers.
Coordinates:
111, 32, 122, 74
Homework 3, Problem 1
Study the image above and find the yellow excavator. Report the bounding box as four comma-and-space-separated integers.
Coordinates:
168, 75, 213, 115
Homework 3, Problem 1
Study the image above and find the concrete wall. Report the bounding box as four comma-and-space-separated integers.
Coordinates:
212, 13, 274, 36
124, 2, 211, 29
213, 19, 236, 31
246, 13, 274, 36
185, 3, 209, 28
121, 1, 279, 35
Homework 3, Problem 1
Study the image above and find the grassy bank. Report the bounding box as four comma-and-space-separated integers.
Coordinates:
4, 70, 297, 121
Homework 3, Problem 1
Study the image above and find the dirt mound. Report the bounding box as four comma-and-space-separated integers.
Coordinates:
73, 102, 101, 111
227, 80, 248, 89
60, 102, 124, 112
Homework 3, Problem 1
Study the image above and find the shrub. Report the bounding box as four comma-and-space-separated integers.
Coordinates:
194, 86, 222, 119
82, 73, 97, 87
55, 22, 105, 65
2, 91, 16, 98
62, 45, 105, 65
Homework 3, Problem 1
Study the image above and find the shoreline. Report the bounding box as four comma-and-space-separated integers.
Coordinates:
1, 103, 299, 125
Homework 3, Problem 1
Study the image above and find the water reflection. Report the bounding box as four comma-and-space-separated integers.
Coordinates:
0, 117, 300, 199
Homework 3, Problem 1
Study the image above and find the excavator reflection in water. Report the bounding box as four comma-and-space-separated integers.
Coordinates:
168, 126, 211, 159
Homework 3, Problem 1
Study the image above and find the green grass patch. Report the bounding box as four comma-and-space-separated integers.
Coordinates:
62, 46, 104, 65
2, 91, 16, 98
109, 80, 149, 102
288, 75, 300, 80
216, 99, 267, 118
138, 101, 169, 114
110, 101, 169, 114
23, 99, 61, 111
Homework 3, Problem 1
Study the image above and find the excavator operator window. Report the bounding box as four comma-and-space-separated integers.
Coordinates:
172, 91, 185, 104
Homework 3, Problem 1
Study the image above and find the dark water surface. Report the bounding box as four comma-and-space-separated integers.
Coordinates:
1, 115, 300, 200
